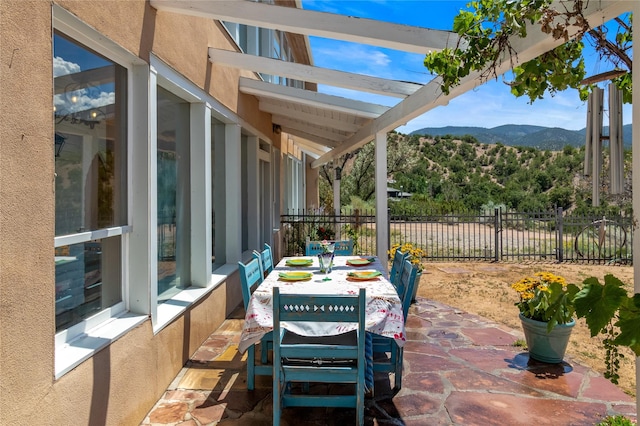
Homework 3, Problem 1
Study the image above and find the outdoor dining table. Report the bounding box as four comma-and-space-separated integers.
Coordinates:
238, 255, 406, 391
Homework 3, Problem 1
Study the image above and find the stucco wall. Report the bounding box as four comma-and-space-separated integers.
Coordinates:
0, 1, 275, 424
1, 0, 57, 422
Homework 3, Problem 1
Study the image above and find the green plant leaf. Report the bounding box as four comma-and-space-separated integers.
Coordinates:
613, 294, 640, 356
574, 275, 627, 337
544, 282, 578, 331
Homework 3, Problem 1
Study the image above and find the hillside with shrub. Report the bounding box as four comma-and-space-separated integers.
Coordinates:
410, 124, 633, 151
318, 131, 632, 216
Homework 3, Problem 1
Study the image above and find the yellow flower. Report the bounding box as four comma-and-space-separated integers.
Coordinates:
389, 242, 426, 272
511, 271, 573, 323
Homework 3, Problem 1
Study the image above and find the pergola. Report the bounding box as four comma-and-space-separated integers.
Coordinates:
151, 0, 640, 408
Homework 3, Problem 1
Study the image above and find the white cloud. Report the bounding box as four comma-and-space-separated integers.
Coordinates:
53, 56, 115, 114
53, 56, 80, 77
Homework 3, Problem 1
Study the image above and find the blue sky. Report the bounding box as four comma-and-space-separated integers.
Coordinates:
301, 0, 632, 134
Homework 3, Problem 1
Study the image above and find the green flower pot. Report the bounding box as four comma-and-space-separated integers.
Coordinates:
519, 313, 575, 363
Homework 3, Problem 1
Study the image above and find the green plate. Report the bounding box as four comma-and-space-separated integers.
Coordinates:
279, 271, 313, 281
346, 258, 374, 266
285, 258, 314, 266
347, 271, 382, 280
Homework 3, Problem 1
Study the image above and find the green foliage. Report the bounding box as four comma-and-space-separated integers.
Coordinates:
511, 41, 587, 103
512, 272, 579, 331
513, 272, 640, 385
573, 274, 640, 383
335, 131, 630, 216
596, 415, 635, 426
424, 1, 632, 104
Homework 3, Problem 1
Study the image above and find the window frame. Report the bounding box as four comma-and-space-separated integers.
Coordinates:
52, 4, 283, 376
52, 5, 147, 379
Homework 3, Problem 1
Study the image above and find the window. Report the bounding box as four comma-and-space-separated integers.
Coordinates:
285, 155, 304, 211
53, 32, 128, 332
157, 87, 191, 302
222, 19, 301, 87
241, 136, 249, 251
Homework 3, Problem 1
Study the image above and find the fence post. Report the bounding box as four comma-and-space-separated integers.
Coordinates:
494, 208, 500, 262
556, 207, 564, 263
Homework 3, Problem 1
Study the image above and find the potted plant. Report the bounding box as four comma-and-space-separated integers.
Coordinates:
388, 242, 426, 302
511, 272, 578, 363
512, 272, 640, 383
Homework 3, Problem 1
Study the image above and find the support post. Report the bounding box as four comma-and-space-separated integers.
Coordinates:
334, 166, 341, 239
374, 132, 389, 274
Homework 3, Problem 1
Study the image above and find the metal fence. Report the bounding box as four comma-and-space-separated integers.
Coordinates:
280, 208, 633, 265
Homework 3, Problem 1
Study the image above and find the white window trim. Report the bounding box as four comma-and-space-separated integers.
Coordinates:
54, 226, 132, 247
53, 5, 147, 379
150, 56, 238, 333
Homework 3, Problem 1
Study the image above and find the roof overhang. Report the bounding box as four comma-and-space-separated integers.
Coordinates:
151, 0, 631, 168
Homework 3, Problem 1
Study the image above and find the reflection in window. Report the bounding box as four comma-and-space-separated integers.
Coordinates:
157, 87, 191, 302
53, 32, 127, 331
55, 238, 122, 332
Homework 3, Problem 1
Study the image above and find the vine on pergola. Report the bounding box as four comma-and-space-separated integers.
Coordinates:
424, 0, 632, 104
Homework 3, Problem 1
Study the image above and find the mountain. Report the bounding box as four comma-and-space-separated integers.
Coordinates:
410, 124, 633, 150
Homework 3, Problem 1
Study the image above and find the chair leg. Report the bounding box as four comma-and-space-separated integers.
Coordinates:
365, 332, 374, 394
272, 361, 281, 426
394, 346, 403, 391
261, 341, 270, 364
357, 353, 365, 426
247, 345, 255, 390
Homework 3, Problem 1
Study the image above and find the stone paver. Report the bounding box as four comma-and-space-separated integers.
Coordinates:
140, 298, 636, 426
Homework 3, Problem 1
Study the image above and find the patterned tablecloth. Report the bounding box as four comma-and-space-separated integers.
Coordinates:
238, 255, 405, 354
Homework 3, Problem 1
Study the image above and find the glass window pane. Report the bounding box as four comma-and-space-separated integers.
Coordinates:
55, 238, 122, 331
157, 87, 191, 302
241, 136, 248, 251
54, 32, 127, 236
53, 33, 127, 332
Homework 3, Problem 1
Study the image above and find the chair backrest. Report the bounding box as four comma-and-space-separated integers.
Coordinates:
397, 259, 418, 320
238, 257, 264, 310
305, 241, 323, 256
253, 243, 274, 277
333, 240, 354, 256
389, 249, 408, 286
273, 287, 366, 359
305, 240, 353, 256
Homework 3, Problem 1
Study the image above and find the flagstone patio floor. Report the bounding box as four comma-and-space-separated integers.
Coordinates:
140, 298, 636, 425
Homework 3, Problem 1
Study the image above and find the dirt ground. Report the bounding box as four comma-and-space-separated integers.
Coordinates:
416, 261, 637, 396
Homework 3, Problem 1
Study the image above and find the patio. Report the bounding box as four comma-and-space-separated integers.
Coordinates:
141, 290, 636, 425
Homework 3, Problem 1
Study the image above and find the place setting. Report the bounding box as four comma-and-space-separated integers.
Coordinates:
346, 270, 382, 281
284, 258, 314, 267
346, 257, 376, 267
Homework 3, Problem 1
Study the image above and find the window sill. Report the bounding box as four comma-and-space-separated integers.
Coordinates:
153, 264, 238, 334
55, 312, 148, 379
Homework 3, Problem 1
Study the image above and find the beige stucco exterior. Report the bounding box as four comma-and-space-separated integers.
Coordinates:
0, 1, 318, 424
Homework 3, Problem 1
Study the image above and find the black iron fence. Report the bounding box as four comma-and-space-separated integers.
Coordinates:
280, 208, 633, 265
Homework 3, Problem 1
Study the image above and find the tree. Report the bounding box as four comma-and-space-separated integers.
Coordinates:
320, 134, 418, 206
424, 0, 632, 104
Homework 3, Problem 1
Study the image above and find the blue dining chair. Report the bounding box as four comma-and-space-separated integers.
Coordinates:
305, 240, 324, 255
238, 257, 273, 390
272, 287, 366, 426
334, 239, 354, 255
389, 249, 409, 285
253, 243, 274, 278
372, 259, 418, 391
